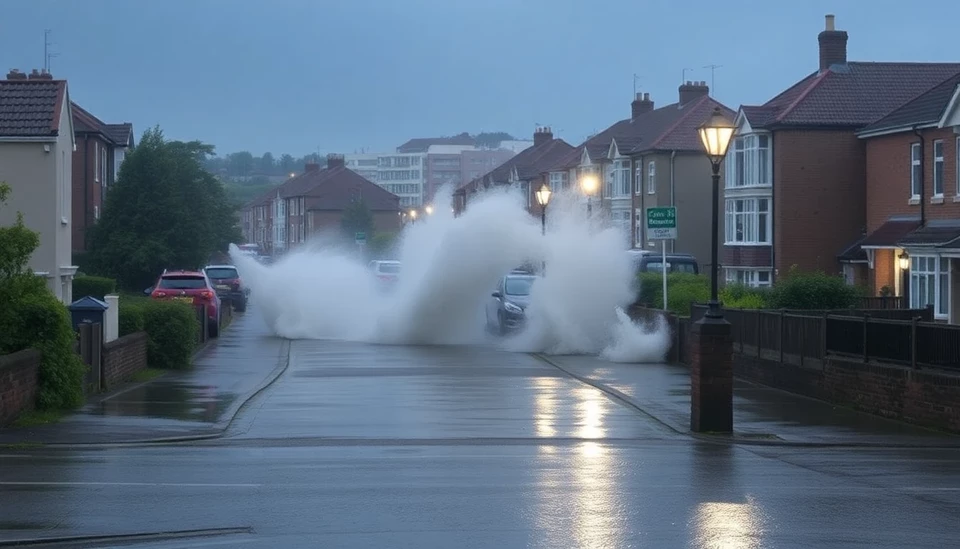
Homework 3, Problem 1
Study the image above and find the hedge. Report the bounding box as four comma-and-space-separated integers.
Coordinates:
0, 274, 85, 409
636, 272, 710, 316
140, 300, 199, 370
73, 275, 116, 300
119, 300, 146, 336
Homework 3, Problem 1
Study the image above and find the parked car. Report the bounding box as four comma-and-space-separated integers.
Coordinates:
626, 249, 700, 274
368, 260, 401, 289
145, 269, 222, 337
486, 272, 537, 335
203, 264, 248, 312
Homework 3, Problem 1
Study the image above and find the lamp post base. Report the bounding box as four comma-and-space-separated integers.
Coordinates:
690, 315, 733, 434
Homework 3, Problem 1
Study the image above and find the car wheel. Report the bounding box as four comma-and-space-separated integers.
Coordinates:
234, 299, 247, 313
497, 311, 507, 336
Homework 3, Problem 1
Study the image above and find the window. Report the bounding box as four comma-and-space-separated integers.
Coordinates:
60, 150, 69, 222
299, 222, 304, 242
611, 209, 631, 247
647, 161, 656, 194
550, 171, 568, 191
100, 146, 108, 186
635, 163, 643, 195
725, 134, 770, 188
635, 209, 642, 245
911, 143, 922, 198
606, 160, 630, 198
933, 140, 944, 197
956, 136, 960, 196
725, 269, 772, 288
94, 205, 100, 220
910, 255, 950, 318
94, 142, 100, 183
724, 198, 771, 244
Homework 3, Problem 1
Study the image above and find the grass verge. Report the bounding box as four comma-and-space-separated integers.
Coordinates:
11, 409, 64, 428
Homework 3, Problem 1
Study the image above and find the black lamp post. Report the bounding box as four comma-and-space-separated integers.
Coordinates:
689, 106, 736, 434
535, 182, 552, 236
697, 107, 737, 320
899, 251, 910, 306
579, 173, 599, 215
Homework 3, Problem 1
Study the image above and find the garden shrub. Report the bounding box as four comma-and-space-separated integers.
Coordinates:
720, 283, 770, 309
72, 275, 117, 300
636, 272, 710, 316
767, 266, 862, 310
0, 274, 85, 409
140, 300, 198, 370
119, 300, 146, 336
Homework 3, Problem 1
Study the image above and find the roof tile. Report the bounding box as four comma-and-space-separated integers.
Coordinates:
0, 80, 66, 137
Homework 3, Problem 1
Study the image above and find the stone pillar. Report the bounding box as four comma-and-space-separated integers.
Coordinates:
690, 316, 733, 433
104, 294, 120, 343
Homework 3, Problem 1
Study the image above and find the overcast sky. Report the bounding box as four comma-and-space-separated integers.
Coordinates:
3, 0, 960, 157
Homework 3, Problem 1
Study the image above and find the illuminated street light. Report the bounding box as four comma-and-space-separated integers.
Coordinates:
535, 183, 552, 236
409, 209, 418, 222
579, 173, 599, 214
425, 204, 434, 215
898, 251, 910, 270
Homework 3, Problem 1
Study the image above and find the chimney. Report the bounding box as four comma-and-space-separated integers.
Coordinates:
678, 80, 709, 105
326, 153, 345, 169
818, 14, 848, 72
631, 92, 654, 118
533, 126, 553, 147
5, 69, 27, 80
305, 162, 320, 172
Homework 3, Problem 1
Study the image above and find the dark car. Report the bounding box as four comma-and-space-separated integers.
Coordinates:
204, 264, 248, 312
627, 249, 700, 274
486, 273, 536, 335
145, 270, 222, 337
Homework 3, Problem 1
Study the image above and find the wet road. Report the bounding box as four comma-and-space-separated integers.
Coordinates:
2, 333, 960, 547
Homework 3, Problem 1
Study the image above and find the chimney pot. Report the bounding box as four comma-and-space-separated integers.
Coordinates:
533, 126, 553, 146
325, 153, 345, 169
825, 14, 835, 31
5, 69, 27, 80
678, 80, 709, 105
818, 14, 848, 72
631, 92, 655, 118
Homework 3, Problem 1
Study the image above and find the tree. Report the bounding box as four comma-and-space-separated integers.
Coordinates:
340, 197, 374, 240
260, 152, 275, 173
227, 151, 255, 177
87, 127, 243, 290
279, 154, 295, 174
474, 131, 515, 149
0, 182, 40, 279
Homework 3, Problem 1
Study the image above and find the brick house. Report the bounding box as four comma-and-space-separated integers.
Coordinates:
71, 102, 134, 252
854, 72, 960, 322
539, 84, 733, 263
244, 154, 400, 256
453, 128, 572, 214
725, 14, 960, 288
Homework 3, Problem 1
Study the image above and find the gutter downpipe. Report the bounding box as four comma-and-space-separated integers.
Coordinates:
670, 150, 677, 253
83, 134, 89, 247
913, 126, 926, 228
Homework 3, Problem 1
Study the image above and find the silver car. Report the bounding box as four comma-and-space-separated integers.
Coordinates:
486, 273, 536, 335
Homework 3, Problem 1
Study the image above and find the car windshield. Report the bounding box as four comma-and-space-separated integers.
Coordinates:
206, 268, 239, 279
158, 276, 207, 290
504, 276, 534, 296
378, 263, 400, 274
672, 262, 697, 274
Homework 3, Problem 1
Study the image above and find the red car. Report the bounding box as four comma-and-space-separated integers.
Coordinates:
146, 270, 222, 337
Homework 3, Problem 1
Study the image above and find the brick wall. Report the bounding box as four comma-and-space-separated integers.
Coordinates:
775, 130, 866, 277
101, 332, 148, 389
0, 349, 40, 425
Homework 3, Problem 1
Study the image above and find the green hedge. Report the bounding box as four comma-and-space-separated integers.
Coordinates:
119, 300, 146, 336
73, 275, 116, 300
141, 300, 198, 370
636, 272, 710, 316
0, 274, 85, 409
767, 269, 863, 309
720, 284, 770, 309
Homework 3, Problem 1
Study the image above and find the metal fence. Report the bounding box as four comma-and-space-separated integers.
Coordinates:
681, 304, 960, 371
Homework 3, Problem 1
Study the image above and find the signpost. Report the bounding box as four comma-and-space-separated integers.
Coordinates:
355, 231, 366, 253
646, 207, 677, 311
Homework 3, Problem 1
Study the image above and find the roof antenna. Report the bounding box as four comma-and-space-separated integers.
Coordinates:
703, 64, 722, 93
633, 73, 641, 96
681, 68, 694, 84
43, 29, 59, 73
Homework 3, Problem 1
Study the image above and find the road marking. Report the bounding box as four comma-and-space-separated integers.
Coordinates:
901, 487, 960, 491
0, 481, 260, 488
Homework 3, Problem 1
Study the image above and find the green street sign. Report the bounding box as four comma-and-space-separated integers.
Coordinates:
355, 232, 366, 242
646, 207, 677, 240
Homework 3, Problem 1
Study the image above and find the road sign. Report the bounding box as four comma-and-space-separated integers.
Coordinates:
646, 207, 677, 240
355, 232, 366, 243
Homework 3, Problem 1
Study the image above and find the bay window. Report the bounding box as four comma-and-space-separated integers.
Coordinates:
910, 255, 950, 318
911, 143, 921, 198
724, 197, 770, 244
606, 159, 630, 198
725, 134, 770, 188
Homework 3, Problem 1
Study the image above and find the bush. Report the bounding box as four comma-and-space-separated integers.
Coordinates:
636, 272, 710, 316
119, 300, 146, 336
720, 283, 770, 309
141, 300, 198, 370
0, 274, 85, 410
73, 275, 117, 300
767, 267, 863, 310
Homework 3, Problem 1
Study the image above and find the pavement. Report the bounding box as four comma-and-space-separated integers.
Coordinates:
0, 309, 288, 445
1, 306, 960, 547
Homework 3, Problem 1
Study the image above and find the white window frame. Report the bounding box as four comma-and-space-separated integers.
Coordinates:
94, 142, 100, 183
549, 171, 567, 191
94, 205, 99, 220
608, 159, 630, 198
724, 269, 772, 288
634, 209, 643, 245
933, 139, 944, 198
634, 162, 642, 195
725, 134, 771, 189
911, 142, 922, 199
100, 146, 108, 186
724, 197, 771, 245
647, 161, 656, 194
910, 255, 950, 319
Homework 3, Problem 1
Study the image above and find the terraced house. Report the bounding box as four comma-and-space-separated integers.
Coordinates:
855, 72, 960, 323
726, 14, 960, 288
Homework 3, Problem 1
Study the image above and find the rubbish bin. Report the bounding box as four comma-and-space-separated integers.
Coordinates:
68, 296, 109, 333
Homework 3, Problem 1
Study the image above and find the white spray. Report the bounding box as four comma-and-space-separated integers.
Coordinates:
229, 185, 670, 362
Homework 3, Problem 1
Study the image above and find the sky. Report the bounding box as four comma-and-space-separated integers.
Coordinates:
3, 0, 960, 158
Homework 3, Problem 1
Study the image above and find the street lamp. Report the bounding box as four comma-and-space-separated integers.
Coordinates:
409, 209, 418, 223
580, 173, 599, 214
425, 204, 434, 215
535, 183, 552, 236
697, 107, 736, 319
898, 252, 910, 270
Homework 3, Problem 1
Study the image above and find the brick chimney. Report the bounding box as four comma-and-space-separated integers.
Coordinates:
631, 92, 654, 118
533, 126, 553, 147
305, 162, 320, 172
26, 69, 52, 80
5, 69, 27, 80
679, 81, 709, 105
326, 153, 345, 169
818, 14, 848, 73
